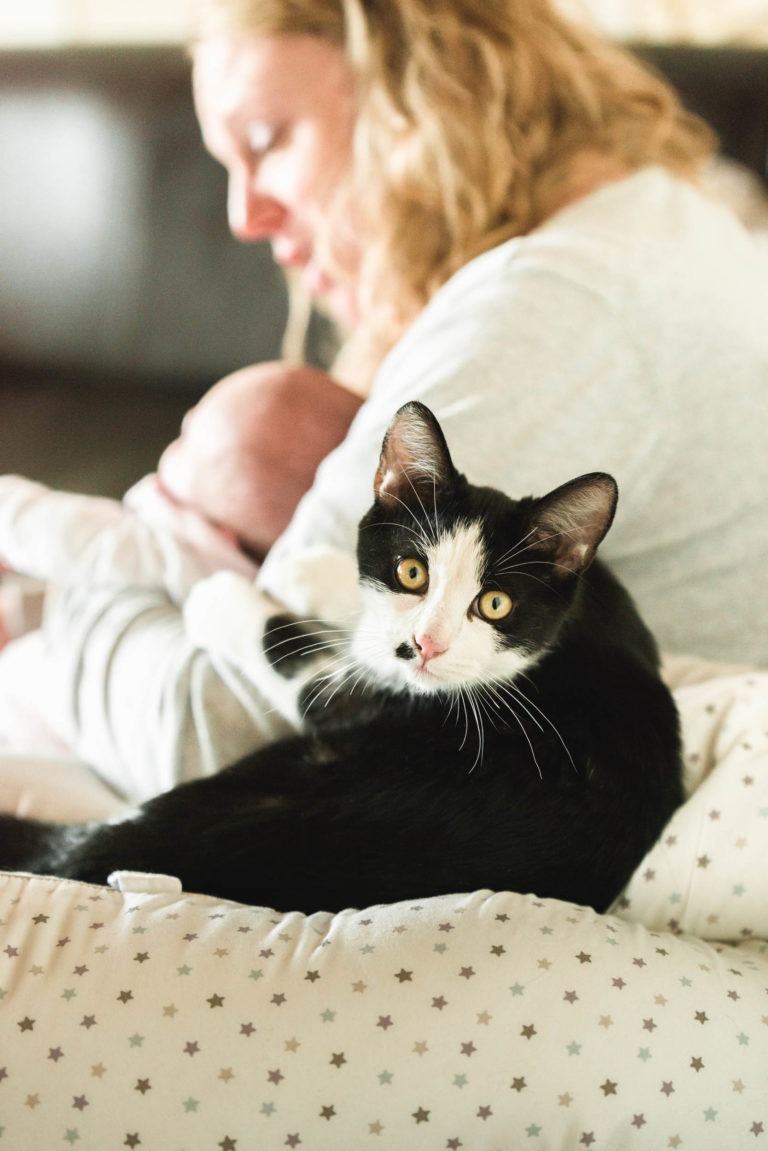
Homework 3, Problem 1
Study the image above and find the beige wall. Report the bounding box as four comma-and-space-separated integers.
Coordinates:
562, 0, 768, 43
0, 0, 766, 45
0, 0, 192, 45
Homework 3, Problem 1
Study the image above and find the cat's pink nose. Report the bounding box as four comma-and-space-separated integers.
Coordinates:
414, 634, 446, 662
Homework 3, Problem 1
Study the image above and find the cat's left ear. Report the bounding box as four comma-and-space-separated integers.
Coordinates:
529, 472, 618, 577
374, 402, 456, 508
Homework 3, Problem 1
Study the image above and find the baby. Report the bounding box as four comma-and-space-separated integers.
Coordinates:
0, 360, 361, 753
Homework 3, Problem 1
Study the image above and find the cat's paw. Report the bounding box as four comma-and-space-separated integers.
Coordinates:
184, 571, 280, 665
267, 547, 360, 625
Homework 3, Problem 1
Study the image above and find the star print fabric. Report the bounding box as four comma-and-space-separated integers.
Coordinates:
0, 667, 767, 1148
616, 670, 768, 939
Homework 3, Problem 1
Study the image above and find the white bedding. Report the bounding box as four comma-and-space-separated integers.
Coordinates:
1, 659, 766, 1149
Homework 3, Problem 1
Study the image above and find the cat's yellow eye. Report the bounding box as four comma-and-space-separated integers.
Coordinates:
477, 589, 514, 621
396, 557, 429, 593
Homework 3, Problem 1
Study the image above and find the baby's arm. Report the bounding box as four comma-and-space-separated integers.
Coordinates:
0, 475, 234, 600
0, 476, 131, 583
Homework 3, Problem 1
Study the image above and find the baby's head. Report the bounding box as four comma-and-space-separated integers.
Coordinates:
158, 361, 361, 561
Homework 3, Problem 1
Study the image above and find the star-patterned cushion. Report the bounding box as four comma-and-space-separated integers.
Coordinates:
0, 666, 767, 1149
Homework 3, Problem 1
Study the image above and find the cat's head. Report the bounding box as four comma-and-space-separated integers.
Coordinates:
352, 401, 617, 695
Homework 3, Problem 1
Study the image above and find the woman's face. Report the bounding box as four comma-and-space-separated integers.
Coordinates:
193, 33, 361, 324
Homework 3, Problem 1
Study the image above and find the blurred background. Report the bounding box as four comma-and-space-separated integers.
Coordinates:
0, 0, 766, 497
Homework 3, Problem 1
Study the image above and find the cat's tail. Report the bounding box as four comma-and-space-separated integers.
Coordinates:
0, 813, 75, 875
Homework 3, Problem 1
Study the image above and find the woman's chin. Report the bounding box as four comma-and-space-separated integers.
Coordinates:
303, 268, 359, 326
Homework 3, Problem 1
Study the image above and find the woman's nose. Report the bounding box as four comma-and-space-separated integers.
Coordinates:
227, 168, 286, 242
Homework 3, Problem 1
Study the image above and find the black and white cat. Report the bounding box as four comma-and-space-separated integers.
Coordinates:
0, 402, 683, 914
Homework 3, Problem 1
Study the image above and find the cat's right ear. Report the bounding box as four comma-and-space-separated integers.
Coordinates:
529, 472, 618, 577
374, 402, 456, 508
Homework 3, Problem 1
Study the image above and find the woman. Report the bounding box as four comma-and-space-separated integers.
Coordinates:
37, 0, 768, 799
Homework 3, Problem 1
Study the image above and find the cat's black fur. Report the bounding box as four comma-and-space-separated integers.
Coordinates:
0, 402, 683, 913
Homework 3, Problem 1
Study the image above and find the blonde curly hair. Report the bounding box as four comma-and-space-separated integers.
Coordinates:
194, 0, 715, 380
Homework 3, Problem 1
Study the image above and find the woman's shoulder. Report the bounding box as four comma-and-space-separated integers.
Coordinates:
377, 166, 765, 391
441, 167, 750, 294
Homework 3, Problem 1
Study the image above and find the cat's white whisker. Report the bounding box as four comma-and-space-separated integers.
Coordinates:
264, 636, 345, 662
459, 685, 486, 772
377, 489, 435, 548
429, 472, 441, 547
401, 468, 439, 543
486, 681, 544, 733
451, 691, 472, 755
261, 626, 346, 657
302, 661, 359, 713
265, 645, 347, 677
361, 518, 426, 548
489, 686, 544, 779
495, 681, 575, 773
320, 658, 376, 710
494, 525, 540, 567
